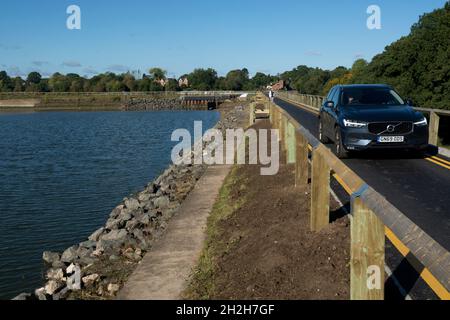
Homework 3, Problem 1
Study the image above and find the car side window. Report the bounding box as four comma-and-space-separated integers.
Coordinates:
327, 88, 336, 102
331, 88, 340, 106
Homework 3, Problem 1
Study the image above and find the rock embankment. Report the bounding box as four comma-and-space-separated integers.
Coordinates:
123, 97, 182, 111
123, 98, 210, 111
14, 102, 248, 300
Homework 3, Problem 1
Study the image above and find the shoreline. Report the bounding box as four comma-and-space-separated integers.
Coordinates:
12, 100, 249, 300
0, 106, 211, 113
0, 92, 248, 111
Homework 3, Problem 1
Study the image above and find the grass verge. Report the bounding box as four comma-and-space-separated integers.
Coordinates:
183, 165, 246, 299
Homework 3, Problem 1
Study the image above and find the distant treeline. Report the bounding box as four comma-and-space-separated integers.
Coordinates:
0, 67, 278, 94
1, 3, 448, 109
280, 3, 450, 110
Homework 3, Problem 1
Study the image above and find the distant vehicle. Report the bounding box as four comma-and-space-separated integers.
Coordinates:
319, 84, 429, 158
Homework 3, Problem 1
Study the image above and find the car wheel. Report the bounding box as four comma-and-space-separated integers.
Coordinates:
319, 120, 331, 144
334, 128, 349, 159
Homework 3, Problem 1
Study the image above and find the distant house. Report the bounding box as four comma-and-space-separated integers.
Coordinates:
270, 80, 285, 91
178, 77, 189, 88
155, 79, 169, 87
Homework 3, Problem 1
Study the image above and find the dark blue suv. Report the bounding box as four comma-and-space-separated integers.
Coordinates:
319, 84, 429, 158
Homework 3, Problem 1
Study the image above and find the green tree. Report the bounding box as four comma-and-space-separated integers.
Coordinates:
224, 69, 249, 90
165, 78, 179, 91
250, 72, 274, 89
123, 73, 137, 91
0, 71, 13, 92
13, 77, 24, 92
187, 68, 218, 90
148, 68, 167, 81
148, 80, 164, 92
26, 72, 42, 85
49, 73, 70, 92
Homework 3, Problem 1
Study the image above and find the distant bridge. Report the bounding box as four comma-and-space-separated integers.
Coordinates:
180, 92, 245, 109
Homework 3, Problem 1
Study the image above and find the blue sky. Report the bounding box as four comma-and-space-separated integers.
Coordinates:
0, 0, 447, 78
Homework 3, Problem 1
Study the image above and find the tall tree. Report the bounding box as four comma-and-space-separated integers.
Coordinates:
224, 69, 250, 91
148, 68, 167, 80
187, 68, 218, 90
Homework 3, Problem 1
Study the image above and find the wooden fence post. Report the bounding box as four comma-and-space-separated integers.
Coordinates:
280, 112, 286, 153
350, 194, 385, 300
287, 122, 296, 164
277, 110, 283, 144
283, 117, 289, 154
269, 102, 273, 125
249, 103, 255, 126
274, 108, 279, 130
310, 146, 330, 232
295, 131, 309, 187
429, 111, 440, 146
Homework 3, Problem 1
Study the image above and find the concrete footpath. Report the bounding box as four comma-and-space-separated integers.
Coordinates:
117, 165, 232, 300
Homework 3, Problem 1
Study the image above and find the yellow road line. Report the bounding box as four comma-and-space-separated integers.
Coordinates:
420, 269, 450, 300
385, 227, 410, 257
330, 176, 450, 299
425, 157, 450, 170
431, 155, 450, 166
332, 173, 353, 195
385, 226, 449, 300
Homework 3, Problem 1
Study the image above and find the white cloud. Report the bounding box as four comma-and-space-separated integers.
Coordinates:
62, 61, 82, 68
305, 50, 322, 57
82, 67, 98, 75
107, 64, 130, 73
32, 61, 49, 67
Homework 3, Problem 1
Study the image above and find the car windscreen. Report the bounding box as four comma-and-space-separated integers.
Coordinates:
341, 88, 405, 106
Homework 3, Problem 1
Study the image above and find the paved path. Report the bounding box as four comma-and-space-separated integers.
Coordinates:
118, 165, 232, 300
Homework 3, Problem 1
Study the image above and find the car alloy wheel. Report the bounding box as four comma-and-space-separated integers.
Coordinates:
334, 128, 349, 159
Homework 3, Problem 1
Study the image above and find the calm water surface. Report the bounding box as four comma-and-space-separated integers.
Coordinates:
0, 110, 219, 299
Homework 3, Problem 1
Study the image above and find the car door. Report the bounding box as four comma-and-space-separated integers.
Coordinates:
328, 87, 341, 137
322, 87, 336, 137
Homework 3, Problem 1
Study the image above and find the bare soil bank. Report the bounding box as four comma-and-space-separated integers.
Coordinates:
185, 120, 351, 300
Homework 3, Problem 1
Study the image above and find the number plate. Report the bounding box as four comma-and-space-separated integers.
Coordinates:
377, 136, 404, 143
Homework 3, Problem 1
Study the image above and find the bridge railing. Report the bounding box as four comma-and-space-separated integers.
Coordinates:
275, 90, 449, 150
255, 92, 450, 300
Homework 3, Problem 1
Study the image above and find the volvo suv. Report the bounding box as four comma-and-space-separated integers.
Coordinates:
319, 84, 429, 158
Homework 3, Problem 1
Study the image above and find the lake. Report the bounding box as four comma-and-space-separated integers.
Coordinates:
0, 110, 220, 299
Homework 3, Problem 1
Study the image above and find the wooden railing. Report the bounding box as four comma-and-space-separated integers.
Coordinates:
254, 92, 450, 300
275, 91, 449, 149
